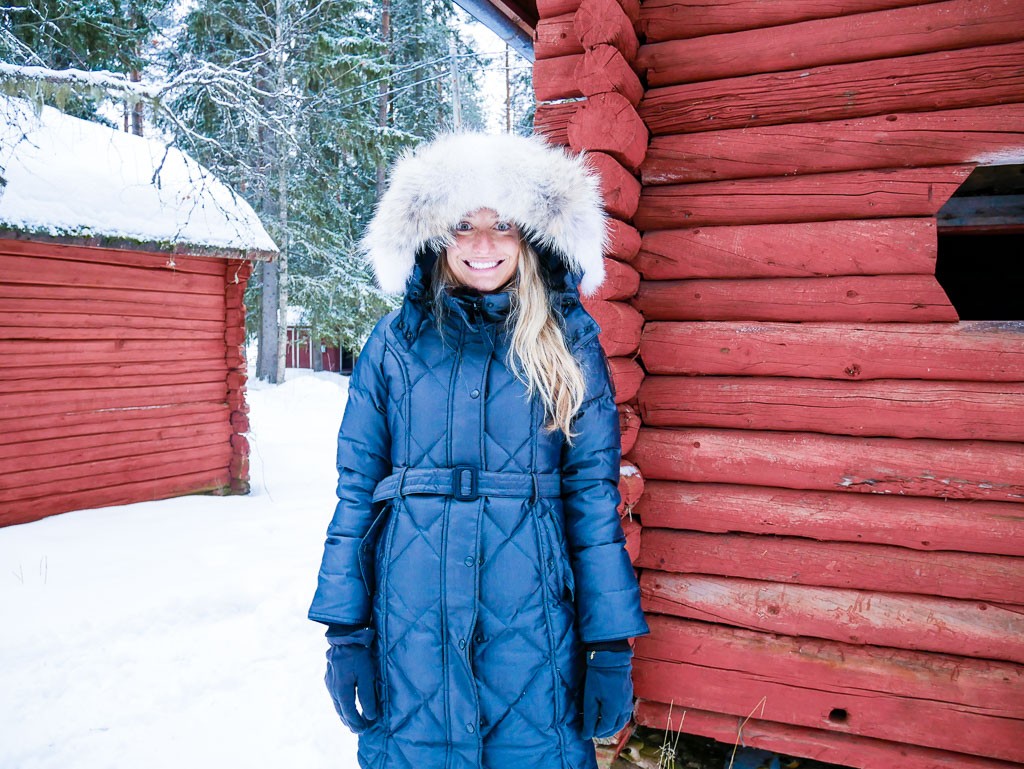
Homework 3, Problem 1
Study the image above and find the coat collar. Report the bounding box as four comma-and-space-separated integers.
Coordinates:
390, 258, 596, 353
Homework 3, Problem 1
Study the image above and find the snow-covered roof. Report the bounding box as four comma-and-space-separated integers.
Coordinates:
0, 96, 277, 256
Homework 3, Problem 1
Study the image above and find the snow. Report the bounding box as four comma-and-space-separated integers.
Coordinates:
0, 369, 358, 769
0, 95, 277, 254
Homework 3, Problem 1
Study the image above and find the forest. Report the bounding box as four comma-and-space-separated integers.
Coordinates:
0, 0, 534, 381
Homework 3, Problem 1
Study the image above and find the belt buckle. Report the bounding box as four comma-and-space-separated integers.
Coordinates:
453, 466, 478, 502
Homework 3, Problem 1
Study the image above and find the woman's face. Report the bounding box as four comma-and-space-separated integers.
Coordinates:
444, 208, 520, 293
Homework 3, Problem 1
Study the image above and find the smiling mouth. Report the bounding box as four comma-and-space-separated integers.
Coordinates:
464, 260, 502, 271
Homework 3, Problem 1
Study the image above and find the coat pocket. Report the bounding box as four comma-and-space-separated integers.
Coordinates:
536, 502, 574, 603
357, 502, 392, 597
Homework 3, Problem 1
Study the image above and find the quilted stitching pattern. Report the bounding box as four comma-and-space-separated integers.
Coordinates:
310, 283, 647, 769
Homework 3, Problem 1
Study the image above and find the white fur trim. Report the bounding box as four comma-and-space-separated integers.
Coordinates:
362, 133, 608, 295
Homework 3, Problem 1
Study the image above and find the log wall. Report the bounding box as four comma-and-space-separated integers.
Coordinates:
0, 238, 253, 526
536, 1, 1024, 766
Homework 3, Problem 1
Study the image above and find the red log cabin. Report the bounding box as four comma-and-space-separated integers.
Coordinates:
0, 97, 277, 527
474, 0, 1024, 767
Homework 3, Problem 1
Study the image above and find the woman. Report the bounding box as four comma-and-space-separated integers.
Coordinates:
309, 132, 649, 769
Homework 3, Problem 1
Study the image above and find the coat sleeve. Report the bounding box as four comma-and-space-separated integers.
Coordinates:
560, 336, 650, 644
308, 317, 392, 627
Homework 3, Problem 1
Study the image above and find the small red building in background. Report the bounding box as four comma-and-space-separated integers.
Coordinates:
0, 97, 276, 527
285, 307, 353, 374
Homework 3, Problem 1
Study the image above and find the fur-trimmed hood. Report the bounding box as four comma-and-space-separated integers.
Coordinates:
362, 132, 608, 296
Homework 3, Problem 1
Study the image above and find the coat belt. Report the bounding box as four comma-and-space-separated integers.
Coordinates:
372, 467, 561, 503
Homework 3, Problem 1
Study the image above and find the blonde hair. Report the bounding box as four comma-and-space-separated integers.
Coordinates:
432, 241, 587, 442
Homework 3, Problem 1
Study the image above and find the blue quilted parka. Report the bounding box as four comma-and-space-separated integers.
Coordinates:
310, 133, 648, 769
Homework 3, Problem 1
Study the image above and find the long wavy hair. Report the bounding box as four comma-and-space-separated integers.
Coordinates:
431, 240, 587, 442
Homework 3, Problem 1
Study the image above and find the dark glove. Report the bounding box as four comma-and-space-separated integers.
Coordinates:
324, 625, 379, 733
581, 647, 634, 739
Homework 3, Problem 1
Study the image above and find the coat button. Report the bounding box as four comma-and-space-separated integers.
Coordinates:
470, 389, 480, 398
475, 634, 485, 644
466, 723, 475, 734
458, 638, 466, 649
464, 556, 475, 566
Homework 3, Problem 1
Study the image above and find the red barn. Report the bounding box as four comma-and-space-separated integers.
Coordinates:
0, 97, 276, 527
471, 1, 1024, 767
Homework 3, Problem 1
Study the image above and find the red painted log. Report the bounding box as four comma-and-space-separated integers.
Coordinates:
230, 410, 250, 433
639, 0, 1024, 88
638, 376, 1024, 441
537, 0, 581, 17
634, 166, 971, 229
0, 445, 232, 505
618, 460, 644, 513
0, 339, 226, 367
640, 321, 1024, 381
1, 359, 226, 384
533, 101, 578, 146
0, 468, 232, 527
618, 404, 640, 454
638, 0, 937, 42
0, 382, 228, 421
574, 0, 638, 61
0, 422, 230, 475
609, 357, 643, 403
642, 104, 1024, 184
0, 239, 226, 275
583, 299, 642, 356
533, 54, 583, 101
568, 93, 648, 172
638, 529, 1024, 603
0, 287, 225, 320
587, 152, 640, 223
640, 40, 1024, 135
0, 367, 228, 396
641, 571, 1024, 663
604, 218, 641, 263
535, 13, 582, 59
0, 403, 227, 447
636, 481, 1024, 556
630, 426, 1024, 502
634, 701, 1024, 769
0, 252, 224, 294
635, 274, 957, 323
634, 616, 1024, 762
575, 45, 643, 105
635, 219, 936, 279
0, 310, 225, 335
591, 257, 639, 301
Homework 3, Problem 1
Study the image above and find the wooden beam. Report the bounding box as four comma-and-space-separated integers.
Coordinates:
630, 426, 1024, 502
642, 104, 1024, 184
638, 0, 939, 43
575, 45, 644, 105
0, 339, 227, 367
640, 571, 1024, 663
535, 12, 582, 59
568, 92, 648, 172
590, 257, 640, 301
638, 376, 1024, 441
533, 54, 582, 101
635, 219, 937, 279
609, 356, 643, 402
639, 321, 1024, 381
640, 41, 1024, 135
574, 0, 638, 61
605, 218, 641, 262
0, 382, 229, 421
587, 152, 641, 222
634, 166, 971, 229
533, 100, 578, 146
634, 274, 957, 323
638, 0, 1024, 87
635, 480, 1024, 556
638, 529, 1024, 603
634, 616, 1024, 762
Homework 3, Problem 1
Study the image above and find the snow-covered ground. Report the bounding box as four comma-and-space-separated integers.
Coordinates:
0, 370, 359, 769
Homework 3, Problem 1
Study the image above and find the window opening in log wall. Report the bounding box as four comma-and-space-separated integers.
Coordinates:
935, 164, 1024, 321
